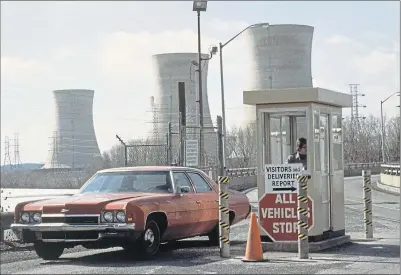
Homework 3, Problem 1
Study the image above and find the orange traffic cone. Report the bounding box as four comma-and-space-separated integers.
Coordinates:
242, 212, 267, 262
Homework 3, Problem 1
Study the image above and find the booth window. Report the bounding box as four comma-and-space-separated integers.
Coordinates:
332, 115, 343, 170
320, 114, 330, 174
313, 110, 321, 171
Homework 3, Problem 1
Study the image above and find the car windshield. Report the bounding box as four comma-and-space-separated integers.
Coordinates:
79, 171, 172, 194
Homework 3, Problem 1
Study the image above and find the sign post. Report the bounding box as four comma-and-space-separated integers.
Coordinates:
362, 170, 373, 239
259, 164, 314, 242
185, 139, 199, 167
296, 172, 311, 259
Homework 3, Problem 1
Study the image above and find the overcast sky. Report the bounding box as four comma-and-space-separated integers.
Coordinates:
1, 1, 399, 164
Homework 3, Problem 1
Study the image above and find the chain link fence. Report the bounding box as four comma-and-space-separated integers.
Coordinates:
169, 125, 220, 168
126, 138, 168, 166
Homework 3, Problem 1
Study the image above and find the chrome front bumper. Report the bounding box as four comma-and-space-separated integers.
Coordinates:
11, 222, 137, 243
10, 222, 136, 232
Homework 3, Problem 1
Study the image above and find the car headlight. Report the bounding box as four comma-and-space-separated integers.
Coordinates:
21, 212, 30, 223
103, 211, 113, 222
115, 211, 126, 223
32, 212, 42, 223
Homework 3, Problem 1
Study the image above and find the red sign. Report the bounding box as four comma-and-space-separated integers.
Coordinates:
258, 193, 313, 242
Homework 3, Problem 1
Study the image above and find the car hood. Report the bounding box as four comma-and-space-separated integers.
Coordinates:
22, 193, 158, 214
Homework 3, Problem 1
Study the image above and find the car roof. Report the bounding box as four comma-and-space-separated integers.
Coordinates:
97, 166, 206, 174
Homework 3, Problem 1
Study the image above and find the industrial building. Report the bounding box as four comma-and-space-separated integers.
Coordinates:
243, 23, 314, 123
42, 89, 101, 169
151, 53, 217, 165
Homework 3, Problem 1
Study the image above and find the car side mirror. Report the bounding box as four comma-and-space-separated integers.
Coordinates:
180, 186, 191, 194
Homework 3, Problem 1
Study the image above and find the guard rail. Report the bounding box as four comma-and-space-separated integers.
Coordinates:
379, 163, 400, 192
225, 162, 382, 177
380, 163, 401, 176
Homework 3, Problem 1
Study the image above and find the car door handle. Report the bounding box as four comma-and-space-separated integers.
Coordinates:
215, 200, 219, 202
196, 200, 201, 204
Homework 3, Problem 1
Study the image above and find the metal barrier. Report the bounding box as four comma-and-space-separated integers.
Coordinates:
379, 163, 400, 191
380, 163, 401, 176
225, 162, 382, 177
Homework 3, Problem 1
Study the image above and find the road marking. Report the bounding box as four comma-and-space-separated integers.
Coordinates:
143, 267, 163, 274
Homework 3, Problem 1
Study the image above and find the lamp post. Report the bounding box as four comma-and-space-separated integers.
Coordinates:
380, 91, 400, 163
219, 23, 265, 171
193, 0, 207, 167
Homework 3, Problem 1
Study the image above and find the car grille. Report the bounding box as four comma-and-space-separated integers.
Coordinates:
42, 215, 99, 224
42, 231, 99, 240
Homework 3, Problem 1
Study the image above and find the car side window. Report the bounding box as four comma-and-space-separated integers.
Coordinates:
187, 173, 212, 193
173, 172, 194, 193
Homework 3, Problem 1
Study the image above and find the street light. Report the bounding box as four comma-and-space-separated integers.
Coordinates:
193, 0, 207, 167
219, 23, 266, 172
193, 0, 207, 11
380, 91, 400, 163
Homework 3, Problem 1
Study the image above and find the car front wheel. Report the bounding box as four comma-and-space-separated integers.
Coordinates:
136, 220, 161, 259
34, 242, 64, 260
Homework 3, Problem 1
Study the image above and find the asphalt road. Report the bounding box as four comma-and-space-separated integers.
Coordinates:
1, 175, 399, 274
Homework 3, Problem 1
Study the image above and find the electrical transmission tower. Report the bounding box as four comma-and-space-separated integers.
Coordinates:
13, 133, 22, 168
3, 136, 13, 170
349, 84, 367, 163
350, 84, 367, 124
50, 131, 61, 168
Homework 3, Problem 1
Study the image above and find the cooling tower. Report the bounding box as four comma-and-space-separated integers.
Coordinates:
243, 23, 314, 122
43, 89, 101, 169
152, 53, 217, 165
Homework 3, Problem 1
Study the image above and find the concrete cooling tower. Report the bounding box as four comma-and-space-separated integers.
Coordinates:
152, 53, 217, 165
243, 23, 314, 122
43, 89, 101, 169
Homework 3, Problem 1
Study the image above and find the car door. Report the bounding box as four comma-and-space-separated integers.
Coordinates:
186, 172, 219, 235
169, 171, 200, 238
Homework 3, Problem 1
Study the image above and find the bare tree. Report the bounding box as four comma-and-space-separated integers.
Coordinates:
226, 123, 257, 168
385, 116, 401, 162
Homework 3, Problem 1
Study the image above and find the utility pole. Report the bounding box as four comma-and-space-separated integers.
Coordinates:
196, 10, 204, 167
116, 135, 128, 167
178, 82, 187, 166
217, 116, 224, 176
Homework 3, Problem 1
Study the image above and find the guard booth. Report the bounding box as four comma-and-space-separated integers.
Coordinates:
243, 87, 352, 249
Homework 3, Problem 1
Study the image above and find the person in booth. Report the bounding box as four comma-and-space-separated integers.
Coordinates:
285, 137, 307, 170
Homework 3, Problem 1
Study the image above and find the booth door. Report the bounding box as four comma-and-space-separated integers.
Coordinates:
320, 114, 331, 231
314, 109, 332, 232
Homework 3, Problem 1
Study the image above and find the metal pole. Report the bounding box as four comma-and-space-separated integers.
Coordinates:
167, 122, 173, 165
217, 116, 230, 257
362, 170, 373, 239
297, 172, 311, 259
219, 42, 227, 173
217, 116, 224, 176
197, 10, 204, 167
380, 102, 386, 163
116, 135, 128, 167
122, 146, 127, 167
179, 112, 184, 166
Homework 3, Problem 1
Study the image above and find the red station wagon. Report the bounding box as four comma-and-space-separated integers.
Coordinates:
11, 166, 252, 260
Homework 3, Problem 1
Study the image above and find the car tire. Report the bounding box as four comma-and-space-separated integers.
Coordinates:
34, 242, 64, 260
136, 220, 161, 259
207, 225, 219, 246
